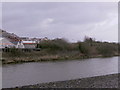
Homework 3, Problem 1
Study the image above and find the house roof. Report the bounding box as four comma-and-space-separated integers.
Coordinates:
1, 29, 21, 45
0, 37, 15, 46
23, 41, 36, 44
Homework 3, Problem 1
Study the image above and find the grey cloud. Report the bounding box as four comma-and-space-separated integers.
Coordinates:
2, 2, 118, 42
0, 3, 2, 29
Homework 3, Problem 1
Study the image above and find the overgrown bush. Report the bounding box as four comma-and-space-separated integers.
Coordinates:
9, 48, 22, 57
78, 42, 90, 56
96, 44, 115, 57
36, 39, 72, 52
118, 44, 120, 54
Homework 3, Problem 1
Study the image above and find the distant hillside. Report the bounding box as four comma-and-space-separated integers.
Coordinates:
0, 29, 21, 42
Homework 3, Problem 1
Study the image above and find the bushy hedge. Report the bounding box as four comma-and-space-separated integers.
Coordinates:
4, 37, 119, 58
78, 42, 90, 56
36, 39, 72, 52
36, 37, 119, 57
96, 43, 116, 57
8, 48, 22, 57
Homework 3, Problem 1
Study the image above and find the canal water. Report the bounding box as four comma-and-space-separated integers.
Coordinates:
2, 56, 118, 88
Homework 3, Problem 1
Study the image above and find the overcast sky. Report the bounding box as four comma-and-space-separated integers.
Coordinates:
2, 2, 118, 42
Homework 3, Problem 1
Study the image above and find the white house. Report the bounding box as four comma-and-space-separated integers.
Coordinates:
0, 37, 26, 49
0, 37, 15, 48
16, 41, 25, 48
22, 41, 37, 48
0, 29, 38, 49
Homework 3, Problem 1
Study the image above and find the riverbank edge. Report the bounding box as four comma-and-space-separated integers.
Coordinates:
2, 55, 119, 65
4, 73, 119, 89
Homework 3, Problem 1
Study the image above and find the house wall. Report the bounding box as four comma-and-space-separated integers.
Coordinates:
24, 44, 36, 48
16, 41, 25, 48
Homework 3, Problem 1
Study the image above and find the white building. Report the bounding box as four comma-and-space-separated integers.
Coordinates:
22, 41, 37, 48
16, 41, 25, 48
0, 37, 25, 49
0, 37, 15, 48
0, 37, 37, 49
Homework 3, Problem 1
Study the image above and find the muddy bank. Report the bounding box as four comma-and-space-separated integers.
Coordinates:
3, 53, 118, 65
2, 54, 102, 65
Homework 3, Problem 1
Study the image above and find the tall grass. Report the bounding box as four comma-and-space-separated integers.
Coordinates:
3, 37, 120, 58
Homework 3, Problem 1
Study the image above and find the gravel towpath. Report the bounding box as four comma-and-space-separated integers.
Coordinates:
19, 74, 119, 88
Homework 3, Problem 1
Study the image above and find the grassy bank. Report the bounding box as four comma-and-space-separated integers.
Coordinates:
2, 37, 120, 64
2, 50, 93, 64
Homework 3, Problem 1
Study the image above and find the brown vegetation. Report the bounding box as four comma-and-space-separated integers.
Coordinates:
2, 37, 120, 64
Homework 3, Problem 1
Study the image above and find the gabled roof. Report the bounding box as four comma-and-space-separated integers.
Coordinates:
0, 37, 15, 46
